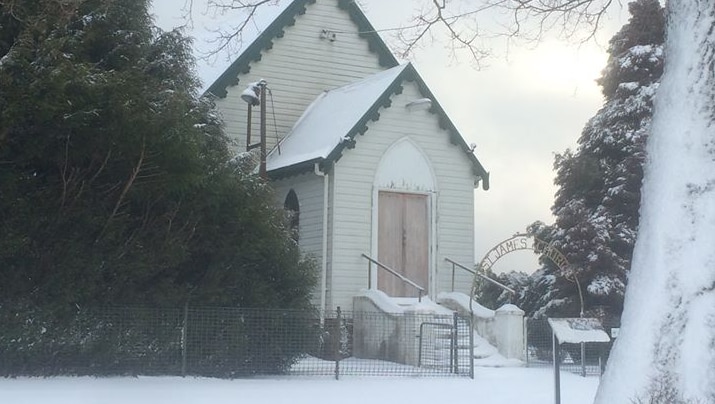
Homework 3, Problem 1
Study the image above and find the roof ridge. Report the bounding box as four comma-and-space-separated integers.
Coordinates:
322, 63, 409, 94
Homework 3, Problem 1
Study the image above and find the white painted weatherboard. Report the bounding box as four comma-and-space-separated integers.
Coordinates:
213, 0, 386, 155
326, 79, 477, 311
271, 173, 325, 307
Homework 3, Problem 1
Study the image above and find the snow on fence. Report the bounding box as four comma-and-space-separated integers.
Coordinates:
0, 306, 471, 378
525, 318, 613, 377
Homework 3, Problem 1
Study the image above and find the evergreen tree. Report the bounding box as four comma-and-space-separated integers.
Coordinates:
0, 0, 315, 310
520, 0, 665, 320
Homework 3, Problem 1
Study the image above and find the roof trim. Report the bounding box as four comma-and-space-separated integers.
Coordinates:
269, 63, 490, 190
204, 0, 399, 99
267, 159, 324, 180
407, 66, 491, 190
337, 0, 399, 68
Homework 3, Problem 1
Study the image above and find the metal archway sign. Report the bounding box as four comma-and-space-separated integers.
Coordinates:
469, 233, 570, 311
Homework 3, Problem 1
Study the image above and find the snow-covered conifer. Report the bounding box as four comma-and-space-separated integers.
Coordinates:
526, 0, 665, 321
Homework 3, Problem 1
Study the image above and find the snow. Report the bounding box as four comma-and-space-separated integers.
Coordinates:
473, 353, 524, 368
403, 299, 454, 315
548, 318, 611, 344
266, 64, 408, 171
354, 289, 454, 315
437, 292, 495, 319
495, 304, 523, 315
354, 288, 404, 313
586, 275, 623, 296
595, 1, 715, 402
0, 367, 600, 404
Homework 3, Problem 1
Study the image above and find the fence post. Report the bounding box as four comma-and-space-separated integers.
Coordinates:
524, 317, 529, 367
181, 301, 188, 377
335, 307, 341, 380
452, 312, 458, 374
451, 262, 455, 292
367, 261, 372, 289
468, 315, 474, 379
580, 342, 586, 377
553, 333, 561, 404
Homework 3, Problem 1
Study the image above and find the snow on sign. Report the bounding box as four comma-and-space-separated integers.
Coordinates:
548, 318, 609, 404
548, 318, 610, 344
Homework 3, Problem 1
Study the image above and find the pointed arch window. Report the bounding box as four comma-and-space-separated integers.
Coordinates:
284, 189, 300, 243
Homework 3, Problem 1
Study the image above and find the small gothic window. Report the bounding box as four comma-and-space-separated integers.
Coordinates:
284, 189, 300, 243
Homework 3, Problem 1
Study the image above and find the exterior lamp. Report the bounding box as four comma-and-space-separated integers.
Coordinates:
241, 81, 263, 106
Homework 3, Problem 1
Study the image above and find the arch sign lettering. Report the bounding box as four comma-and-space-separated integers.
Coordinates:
470, 234, 570, 301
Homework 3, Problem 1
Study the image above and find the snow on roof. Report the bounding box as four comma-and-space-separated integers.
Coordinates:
266, 64, 409, 171
548, 318, 611, 344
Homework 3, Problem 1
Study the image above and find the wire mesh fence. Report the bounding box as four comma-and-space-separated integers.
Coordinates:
0, 305, 473, 378
524, 318, 611, 376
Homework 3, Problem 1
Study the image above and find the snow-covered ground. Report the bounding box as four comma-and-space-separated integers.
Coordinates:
0, 367, 599, 404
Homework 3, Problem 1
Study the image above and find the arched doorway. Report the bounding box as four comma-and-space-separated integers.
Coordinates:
373, 138, 437, 297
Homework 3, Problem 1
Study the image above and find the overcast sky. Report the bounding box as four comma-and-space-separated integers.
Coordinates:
151, 0, 626, 273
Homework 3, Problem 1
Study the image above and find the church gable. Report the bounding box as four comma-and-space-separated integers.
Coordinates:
207, 0, 399, 153
266, 63, 490, 189
206, 0, 397, 98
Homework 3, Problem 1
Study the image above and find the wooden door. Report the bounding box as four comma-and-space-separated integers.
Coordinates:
377, 191, 429, 297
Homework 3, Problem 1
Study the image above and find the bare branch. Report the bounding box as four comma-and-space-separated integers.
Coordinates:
395, 0, 613, 63
203, 0, 277, 58
194, 0, 614, 65
98, 138, 146, 242
505, 0, 615, 43
60, 134, 71, 209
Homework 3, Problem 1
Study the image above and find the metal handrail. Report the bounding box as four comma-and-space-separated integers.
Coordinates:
361, 254, 425, 302
445, 258, 516, 295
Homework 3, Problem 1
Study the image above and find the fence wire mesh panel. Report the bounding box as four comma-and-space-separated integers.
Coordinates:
0, 306, 473, 378
345, 311, 472, 377
525, 318, 610, 377
0, 306, 184, 377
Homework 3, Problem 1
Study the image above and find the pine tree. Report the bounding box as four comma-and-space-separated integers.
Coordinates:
523, 0, 665, 321
0, 0, 315, 310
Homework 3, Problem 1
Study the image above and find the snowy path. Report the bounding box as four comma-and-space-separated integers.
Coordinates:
0, 368, 599, 404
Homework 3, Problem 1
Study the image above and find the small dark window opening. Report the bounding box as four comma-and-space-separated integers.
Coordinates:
284, 189, 300, 243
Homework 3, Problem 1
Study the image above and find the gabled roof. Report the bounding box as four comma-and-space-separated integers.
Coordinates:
205, 0, 399, 98
266, 63, 490, 190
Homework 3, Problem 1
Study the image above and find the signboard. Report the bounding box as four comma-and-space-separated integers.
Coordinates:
476, 234, 570, 274
471, 234, 571, 310
548, 318, 610, 404
548, 318, 611, 344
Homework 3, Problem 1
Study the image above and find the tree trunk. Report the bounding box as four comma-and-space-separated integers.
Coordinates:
595, 1, 715, 402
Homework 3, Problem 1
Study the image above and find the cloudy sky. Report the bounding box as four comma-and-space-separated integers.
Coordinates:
151, 0, 626, 273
